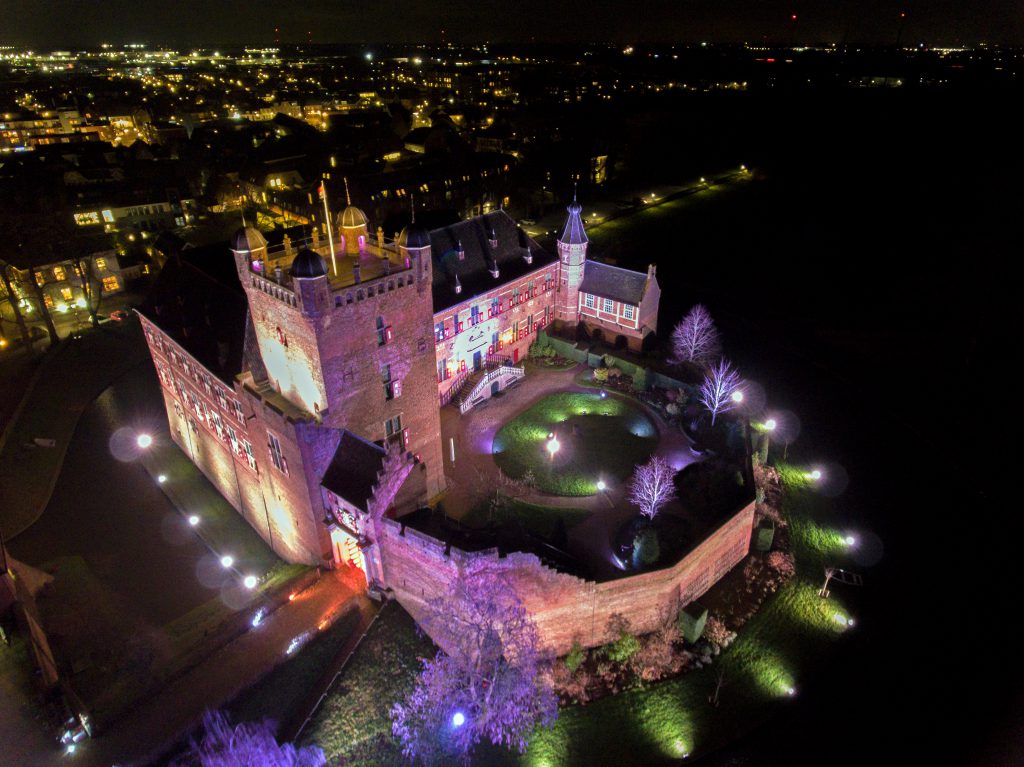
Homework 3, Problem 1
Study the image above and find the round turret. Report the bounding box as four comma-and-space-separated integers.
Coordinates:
398, 223, 431, 250
291, 248, 328, 279
231, 226, 268, 254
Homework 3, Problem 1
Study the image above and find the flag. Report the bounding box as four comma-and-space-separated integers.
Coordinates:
318, 183, 325, 200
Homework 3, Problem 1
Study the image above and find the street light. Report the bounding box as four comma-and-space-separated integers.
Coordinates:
220, 555, 234, 569
157, 474, 167, 483
764, 419, 777, 431
844, 534, 857, 546
188, 514, 200, 526
243, 575, 258, 589
452, 711, 466, 728
136, 433, 153, 449
809, 469, 822, 481
731, 390, 744, 404
597, 480, 606, 491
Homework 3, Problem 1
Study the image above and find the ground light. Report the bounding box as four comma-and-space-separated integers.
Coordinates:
157, 474, 167, 483
844, 533, 857, 546
452, 711, 466, 728
187, 515, 200, 526
220, 555, 234, 568
66, 744, 76, 755
731, 390, 744, 403
764, 418, 777, 431
546, 437, 560, 458
243, 575, 258, 589
136, 433, 153, 449
597, 480, 606, 491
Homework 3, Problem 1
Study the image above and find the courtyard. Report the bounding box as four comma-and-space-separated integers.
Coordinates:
437, 363, 710, 580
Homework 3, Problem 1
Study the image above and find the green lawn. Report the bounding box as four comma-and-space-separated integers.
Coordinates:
299, 603, 436, 765
300, 462, 859, 766
461, 495, 592, 541
492, 392, 657, 496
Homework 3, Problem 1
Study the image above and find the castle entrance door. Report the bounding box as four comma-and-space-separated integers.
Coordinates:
473, 350, 482, 371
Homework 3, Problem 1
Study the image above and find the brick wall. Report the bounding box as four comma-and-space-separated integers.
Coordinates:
376, 500, 755, 656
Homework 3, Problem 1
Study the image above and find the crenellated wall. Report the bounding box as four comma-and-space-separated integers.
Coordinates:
375, 500, 755, 656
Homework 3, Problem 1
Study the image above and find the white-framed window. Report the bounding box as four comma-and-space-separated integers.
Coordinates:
622, 304, 635, 320
242, 439, 257, 470
584, 293, 595, 309
602, 298, 614, 314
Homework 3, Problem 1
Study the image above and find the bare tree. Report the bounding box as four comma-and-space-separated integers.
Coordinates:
670, 304, 721, 366
0, 263, 33, 351
26, 268, 59, 346
699, 358, 742, 425
391, 564, 557, 764
170, 709, 325, 766
627, 455, 678, 519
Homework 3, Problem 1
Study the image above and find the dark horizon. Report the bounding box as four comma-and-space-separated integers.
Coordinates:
3, 0, 1023, 50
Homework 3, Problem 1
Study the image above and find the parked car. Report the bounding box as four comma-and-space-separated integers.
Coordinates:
109, 310, 129, 322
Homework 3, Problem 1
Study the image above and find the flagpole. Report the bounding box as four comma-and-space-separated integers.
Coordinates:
321, 176, 337, 276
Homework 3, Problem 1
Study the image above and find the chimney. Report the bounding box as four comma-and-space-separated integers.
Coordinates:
522, 247, 533, 265
488, 258, 499, 279
454, 274, 462, 294
647, 263, 657, 280
457, 239, 465, 261
488, 227, 498, 250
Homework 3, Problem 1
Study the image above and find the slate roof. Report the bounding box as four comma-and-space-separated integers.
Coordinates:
579, 261, 649, 306
137, 249, 251, 385
429, 211, 558, 312
321, 431, 388, 512
560, 201, 588, 245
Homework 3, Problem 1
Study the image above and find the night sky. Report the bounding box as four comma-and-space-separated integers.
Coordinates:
4, 0, 1022, 48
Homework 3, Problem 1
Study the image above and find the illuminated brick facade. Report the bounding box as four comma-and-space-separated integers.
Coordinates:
139, 201, 660, 569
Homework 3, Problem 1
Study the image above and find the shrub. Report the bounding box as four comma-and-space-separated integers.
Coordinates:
704, 616, 731, 646
632, 367, 649, 392
593, 368, 609, 383
632, 528, 660, 567
607, 367, 623, 379
605, 630, 641, 664
765, 550, 796, 580
565, 641, 586, 674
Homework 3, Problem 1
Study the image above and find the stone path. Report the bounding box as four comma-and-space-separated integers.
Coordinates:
439, 362, 700, 579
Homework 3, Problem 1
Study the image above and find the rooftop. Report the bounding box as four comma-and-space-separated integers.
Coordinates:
321, 431, 389, 513
579, 260, 650, 306
428, 210, 558, 312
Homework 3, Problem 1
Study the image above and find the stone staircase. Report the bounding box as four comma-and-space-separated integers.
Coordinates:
456, 358, 525, 414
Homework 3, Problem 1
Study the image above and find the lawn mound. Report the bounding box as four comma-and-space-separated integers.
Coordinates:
492, 391, 658, 496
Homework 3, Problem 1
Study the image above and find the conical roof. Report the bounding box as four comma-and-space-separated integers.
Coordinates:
559, 200, 588, 245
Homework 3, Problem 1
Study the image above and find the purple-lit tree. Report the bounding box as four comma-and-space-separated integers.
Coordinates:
670, 304, 721, 366
391, 565, 557, 764
627, 455, 678, 519
171, 710, 325, 767
699, 358, 742, 425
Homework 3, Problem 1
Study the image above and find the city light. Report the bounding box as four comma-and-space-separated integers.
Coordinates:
220, 555, 234, 568
188, 515, 200, 526
243, 575, 258, 589
136, 433, 153, 448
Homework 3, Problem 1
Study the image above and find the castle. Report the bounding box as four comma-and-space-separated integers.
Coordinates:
138, 198, 662, 572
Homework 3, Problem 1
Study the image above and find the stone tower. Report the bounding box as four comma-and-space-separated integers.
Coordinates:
555, 196, 588, 327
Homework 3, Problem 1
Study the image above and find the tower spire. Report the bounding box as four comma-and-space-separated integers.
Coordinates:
410, 193, 416, 224
344, 177, 352, 206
